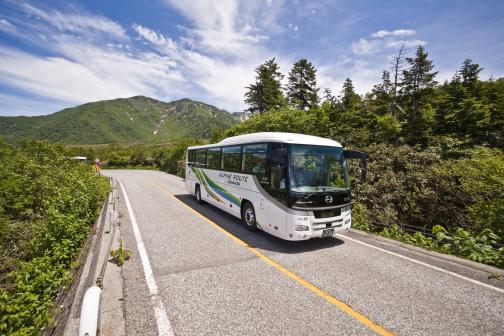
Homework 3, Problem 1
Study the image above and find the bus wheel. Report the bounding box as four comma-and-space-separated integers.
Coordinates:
195, 185, 203, 203
242, 202, 258, 232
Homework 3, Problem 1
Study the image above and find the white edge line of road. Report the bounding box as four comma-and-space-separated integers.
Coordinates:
119, 181, 175, 336
335, 233, 504, 294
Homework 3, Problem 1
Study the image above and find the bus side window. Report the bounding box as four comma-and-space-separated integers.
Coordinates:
222, 146, 242, 172
243, 143, 268, 183
206, 147, 221, 169
196, 149, 207, 167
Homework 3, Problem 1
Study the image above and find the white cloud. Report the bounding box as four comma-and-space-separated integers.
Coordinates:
132, 24, 178, 55
0, 45, 186, 104
0, 18, 17, 34
0, 2, 271, 113
351, 38, 382, 55
371, 29, 417, 38
352, 28, 425, 56
21, 3, 127, 40
132, 22, 259, 111
164, 0, 278, 58
318, 58, 382, 96
0, 2, 428, 116
385, 39, 426, 49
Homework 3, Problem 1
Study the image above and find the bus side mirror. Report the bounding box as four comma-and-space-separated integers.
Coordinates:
344, 150, 368, 181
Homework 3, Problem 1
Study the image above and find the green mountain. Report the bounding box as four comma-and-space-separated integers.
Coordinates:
0, 96, 237, 144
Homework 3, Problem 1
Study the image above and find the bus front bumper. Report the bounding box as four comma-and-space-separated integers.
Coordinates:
285, 210, 352, 241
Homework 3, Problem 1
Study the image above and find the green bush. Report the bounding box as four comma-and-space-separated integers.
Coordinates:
378, 224, 503, 267
0, 140, 109, 335
436, 147, 504, 238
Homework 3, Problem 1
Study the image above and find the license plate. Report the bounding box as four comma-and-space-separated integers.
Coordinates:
322, 228, 334, 238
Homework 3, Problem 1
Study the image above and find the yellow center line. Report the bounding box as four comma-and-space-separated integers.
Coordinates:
144, 176, 395, 336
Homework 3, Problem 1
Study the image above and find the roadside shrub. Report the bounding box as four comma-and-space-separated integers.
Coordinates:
0, 141, 109, 335
435, 147, 504, 239
379, 224, 503, 267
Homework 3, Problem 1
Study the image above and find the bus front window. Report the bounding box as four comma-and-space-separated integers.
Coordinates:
288, 144, 349, 193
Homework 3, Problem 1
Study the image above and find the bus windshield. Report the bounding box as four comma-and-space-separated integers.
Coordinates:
288, 144, 349, 193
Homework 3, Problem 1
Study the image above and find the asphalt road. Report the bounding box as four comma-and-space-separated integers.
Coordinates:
103, 169, 504, 336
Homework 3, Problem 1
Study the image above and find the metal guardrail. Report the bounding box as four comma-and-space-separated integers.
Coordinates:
78, 178, 119, 336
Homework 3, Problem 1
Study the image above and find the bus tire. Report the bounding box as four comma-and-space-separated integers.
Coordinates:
195, 185, 203, 203
242, 202, 258, 232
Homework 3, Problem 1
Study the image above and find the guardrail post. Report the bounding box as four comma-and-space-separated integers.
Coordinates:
78, 286, 102, 336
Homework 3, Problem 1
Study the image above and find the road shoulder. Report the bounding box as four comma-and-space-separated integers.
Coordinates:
341, 228, 504, 290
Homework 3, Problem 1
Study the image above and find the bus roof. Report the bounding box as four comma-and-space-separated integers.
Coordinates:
188, 132, 342, 150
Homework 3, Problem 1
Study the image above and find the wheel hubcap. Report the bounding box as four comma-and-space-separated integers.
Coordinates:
245, 208, 255, 226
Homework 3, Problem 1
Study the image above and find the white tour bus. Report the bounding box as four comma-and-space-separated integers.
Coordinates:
185, 132, 367, 241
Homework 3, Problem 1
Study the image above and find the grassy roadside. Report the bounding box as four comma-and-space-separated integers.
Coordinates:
352, 204, 504, 269
0, 140, 110, 335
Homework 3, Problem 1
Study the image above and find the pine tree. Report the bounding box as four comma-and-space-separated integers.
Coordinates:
341, 78, 361, 110
323, 88, 334, 103
371, 71, 393, 116
484, 78, 504, 148
433, 73, 464, 135
331, 78, 370, 145
322, 88, 338, 127
460, 59, 483, 88
400, 46, 438, 145
459, 59, 484, 99
287, 59, 320, 110
244, 58, 285, 114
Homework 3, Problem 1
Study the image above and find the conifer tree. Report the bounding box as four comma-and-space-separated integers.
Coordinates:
433, 73, 464, 135
400, 46, 438, 145
323, 88, 334, 103
334, 78, 370, 144
460, 59, 483, 89
341, 78, 361, 110
287, 58, 319, 110
371, 71, 393, 116
244, 58, 285, 114
485, 78, 504, 148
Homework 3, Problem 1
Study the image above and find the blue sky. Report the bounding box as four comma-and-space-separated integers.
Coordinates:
0, 0, 503, 116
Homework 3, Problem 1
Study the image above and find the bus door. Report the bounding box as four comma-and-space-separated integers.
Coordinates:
265, 143, 288, 236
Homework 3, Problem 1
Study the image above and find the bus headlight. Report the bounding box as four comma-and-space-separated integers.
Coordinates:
295, 225, 309, 231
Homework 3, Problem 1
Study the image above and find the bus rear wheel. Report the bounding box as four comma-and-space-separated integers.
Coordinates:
242, 202, 258, 232
195, 185, 203, 203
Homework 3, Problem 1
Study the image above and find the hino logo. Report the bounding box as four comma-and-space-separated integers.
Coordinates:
325, 195, 333, 204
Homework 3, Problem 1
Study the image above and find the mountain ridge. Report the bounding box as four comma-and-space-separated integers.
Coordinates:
0, 96, 237, 145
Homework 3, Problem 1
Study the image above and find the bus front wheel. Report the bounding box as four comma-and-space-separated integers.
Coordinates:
195, 185, 203, 203
242, 202, 258, 232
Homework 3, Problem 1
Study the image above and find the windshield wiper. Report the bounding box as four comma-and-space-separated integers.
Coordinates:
304, 187, 326, 199
317, 186, 349, 192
